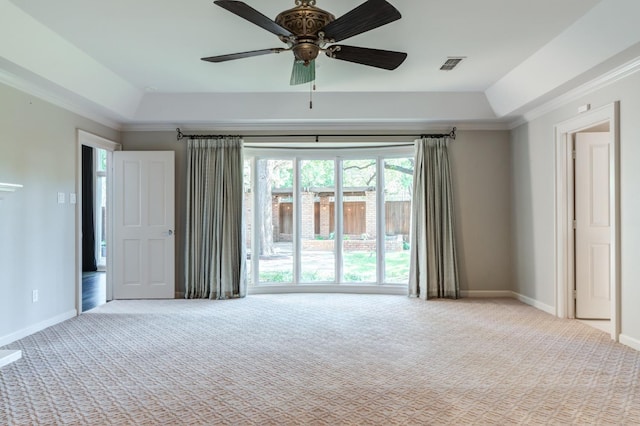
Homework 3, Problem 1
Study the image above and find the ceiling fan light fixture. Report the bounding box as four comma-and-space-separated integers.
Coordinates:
293, 42, 320, 64
291, 59, 316, 85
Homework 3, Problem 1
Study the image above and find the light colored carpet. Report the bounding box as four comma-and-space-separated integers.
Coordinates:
1, 295, 639, 425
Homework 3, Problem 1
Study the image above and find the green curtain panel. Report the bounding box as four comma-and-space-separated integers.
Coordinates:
185, 138, 247, 299
409, 137, 459, 299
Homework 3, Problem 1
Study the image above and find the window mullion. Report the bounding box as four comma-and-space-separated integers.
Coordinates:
376, 157, 385, 285
293, 157, 301, 285
251, 156, 260, 287
335, 157, 344, 284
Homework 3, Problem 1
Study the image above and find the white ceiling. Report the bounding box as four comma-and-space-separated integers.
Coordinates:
2, 0, 640, 130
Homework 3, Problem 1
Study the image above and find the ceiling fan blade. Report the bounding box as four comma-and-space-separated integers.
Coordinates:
326, 45, 407, 70
320, 0, 401, 43
290, 59, 316, 85
214, 1, 293, 37
201, 48, 286, 63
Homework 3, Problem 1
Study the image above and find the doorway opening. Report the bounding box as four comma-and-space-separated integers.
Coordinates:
554, 102, 620, 341
76, 130, 121, 314
82, 146, 107, 311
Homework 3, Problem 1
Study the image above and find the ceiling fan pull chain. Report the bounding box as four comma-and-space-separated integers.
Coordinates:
309, 80, 313, 109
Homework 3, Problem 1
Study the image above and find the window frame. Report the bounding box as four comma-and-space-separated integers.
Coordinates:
245, 144, 414, 294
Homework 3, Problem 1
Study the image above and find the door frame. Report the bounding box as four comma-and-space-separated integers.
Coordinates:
554, 102, 620, 340
76, 130, 121, 314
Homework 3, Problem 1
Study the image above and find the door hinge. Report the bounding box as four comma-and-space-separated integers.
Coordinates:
573, 220, 577, 229
573, 290, 577, 299
572, 150, 576, 159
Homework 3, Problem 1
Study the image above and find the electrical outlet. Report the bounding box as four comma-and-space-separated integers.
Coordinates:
32, 290, 39, 303
57, 192, 65, 204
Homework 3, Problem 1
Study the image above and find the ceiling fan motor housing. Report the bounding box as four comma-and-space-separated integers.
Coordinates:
276, 0, 335, 64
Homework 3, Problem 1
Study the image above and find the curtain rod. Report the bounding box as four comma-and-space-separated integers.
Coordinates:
175, 127, 456, 142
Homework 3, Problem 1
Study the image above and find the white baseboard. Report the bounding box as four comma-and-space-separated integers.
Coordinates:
460, 290, 513, 298
512, 292, 556, 315
0, 309, 77, 347
619, 334, 640, 352
0, 350, 22, 369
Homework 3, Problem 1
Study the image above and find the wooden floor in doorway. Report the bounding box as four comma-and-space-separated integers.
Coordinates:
82, 271, 106, 312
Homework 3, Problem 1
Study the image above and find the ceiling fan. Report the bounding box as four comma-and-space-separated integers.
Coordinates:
201, 0, 407, 85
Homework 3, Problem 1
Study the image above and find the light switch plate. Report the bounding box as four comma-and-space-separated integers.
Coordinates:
57, 192, 65, 204
70, 193, 77, 204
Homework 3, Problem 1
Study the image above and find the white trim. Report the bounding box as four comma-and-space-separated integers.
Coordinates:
250, 157, 259, 288
376, 157, 386, 285
509, 56, 640, 129
294, 158, 302, 284
0, 182, 23, 201
335, 158, 344, 284
0, 350, 22, 369
0, 310, 76, 347
555, 128, 573, 320
0, 182, 23, 192
248, 285, 409, 296
512, 292, 556, 316
246, 148, 414, 288
461, 290, 556, 316
76, 130, 121, 315
461, 290, 514, 298
507, 116, 528, 131
77, 130, 121, 151
554, 102, 620, 341
246, 145, 414, 158
0, 69, 122, 131
619, 334, 640, 352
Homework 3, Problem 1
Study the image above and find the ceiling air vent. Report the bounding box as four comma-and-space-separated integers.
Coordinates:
440, 57, 465, 71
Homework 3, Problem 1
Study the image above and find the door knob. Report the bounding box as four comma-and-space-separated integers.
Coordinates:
168, 230, 174, 236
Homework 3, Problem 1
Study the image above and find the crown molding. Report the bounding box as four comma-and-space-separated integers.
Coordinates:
508, 56, 640, 129
0, 182, 23, 202
0, 183, 23, 192
507, 116, 528, 130
0, 69, 123, 131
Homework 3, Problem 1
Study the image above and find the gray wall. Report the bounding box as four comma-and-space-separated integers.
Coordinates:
121, 130, 514, 295
510, 71, 640, 345
451, 131, 512, 293
0, 83, 119, 342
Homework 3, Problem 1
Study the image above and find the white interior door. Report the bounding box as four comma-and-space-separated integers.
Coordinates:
575, 132, 611, 319
113, 151, 175, 299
